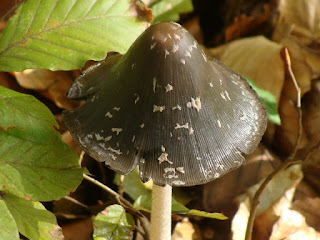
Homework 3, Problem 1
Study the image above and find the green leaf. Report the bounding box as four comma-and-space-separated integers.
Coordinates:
247, 78, 281, 125
93, 204, 135, 240
0, 86, 82, 201
133, 194, 227, 220
0, 198, 19, 240
114, 168, 151, 201
2, 193, 63, 240
187, 210, 228, 220
150, 0, 193, 22
0, 0, 150, 71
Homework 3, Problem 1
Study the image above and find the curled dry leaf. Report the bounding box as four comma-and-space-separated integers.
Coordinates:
206, 35, 284, 142
270, 209, 320, 240
231, 165, 303, 240
14, 69, 80, 110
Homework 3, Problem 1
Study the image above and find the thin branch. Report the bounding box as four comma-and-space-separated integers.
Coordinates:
64, 196, 88, 208
282, 48, 302, 160
245, 48, 302, 240
82, 173, 150, 239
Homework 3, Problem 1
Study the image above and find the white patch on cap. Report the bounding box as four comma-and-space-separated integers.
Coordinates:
134, 94, 140, 104
176, 167, 185, 174
180, 59, 186, 64
132, 135, 136, 143
99, 143, 106, 149
108, 147, 122, 155
104, 136, 112, 142
220, 92, 226, 101
217, 120, 222, 128
164, 50, 170, 58
219, 79, 223, 85
185, 51, 191, 58
214, 172, 220, 178
150, 42, 156, 49
186, 102, 192, 108
225, 91, 231, 101
174, 34, 181, 40
175, 123, 189, 130
158, 145, 173, 164
153, 77, 157, 93
153, 105, 166, 112
240, 112, 248, 121
109, 154, 117, 160
167, 33, 172, 39
105, 112, 113, 118
113, 107, 120, 111
209, 82, 213, 87
95, 133, 104, 141
189, 127, 194, 135
172, 44, 179, 53
111, 128, 122, 135
196, 157, 202, 160
192, 41, 197, 49
165, 84, 173, 92
201, 52, 207, 62
172, 180, 185, 185
172, 105, 182, 110
163, 37, 168, 42
140, 123, 145, 128
131, 63, 136, 70
191, 97, 201, 112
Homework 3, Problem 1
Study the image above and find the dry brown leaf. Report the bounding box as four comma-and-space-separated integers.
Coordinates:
172, 218, 202, 240
231, 165, 303, 240
225, 4, 272, 42
62, 218, 93, 240
270, 209, 320, 240
292, 197, 320, 232
14, 69, 79, 110
278, 0, 320, 41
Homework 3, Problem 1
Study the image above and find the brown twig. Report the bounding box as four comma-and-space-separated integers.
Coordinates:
83, 173, 150, 239
245, 48, 302, 240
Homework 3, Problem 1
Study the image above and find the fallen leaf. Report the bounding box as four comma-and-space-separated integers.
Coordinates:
270, 209, 320, 240
231, 165, 303, 240
14, 69, 79, 109
292, 198, 320, 232
172, 218, 202, 240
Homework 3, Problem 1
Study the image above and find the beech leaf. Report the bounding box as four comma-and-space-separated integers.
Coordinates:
0, 86, 82, 201
0, 0, 151, 71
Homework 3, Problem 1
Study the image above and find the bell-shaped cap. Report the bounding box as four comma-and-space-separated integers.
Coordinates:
63, 22, 267, 187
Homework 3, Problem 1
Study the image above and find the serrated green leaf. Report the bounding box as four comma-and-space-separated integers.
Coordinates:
246, 79, 281, 125
0, 86, 82, 201
2, 193, 63, 240
0, 199, 19, 240
133, 194, 227, 220
93, 204, 135, 240
150, 0, 193, 22
0, 0, 150, 71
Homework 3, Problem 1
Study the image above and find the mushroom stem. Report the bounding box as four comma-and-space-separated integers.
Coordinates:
150, 184, 172, 240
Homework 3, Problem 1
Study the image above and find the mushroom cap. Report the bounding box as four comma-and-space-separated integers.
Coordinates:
63, 22, 267, 187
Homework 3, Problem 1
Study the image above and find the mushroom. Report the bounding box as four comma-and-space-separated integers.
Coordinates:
63, 22, 267, 240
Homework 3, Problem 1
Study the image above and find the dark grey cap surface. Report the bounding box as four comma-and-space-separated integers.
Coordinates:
63, 22, 267, 187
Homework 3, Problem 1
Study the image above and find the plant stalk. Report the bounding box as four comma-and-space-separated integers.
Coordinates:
150, 184, 172, 240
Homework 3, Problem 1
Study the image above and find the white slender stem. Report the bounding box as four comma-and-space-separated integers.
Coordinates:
150, 184, 172, 240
